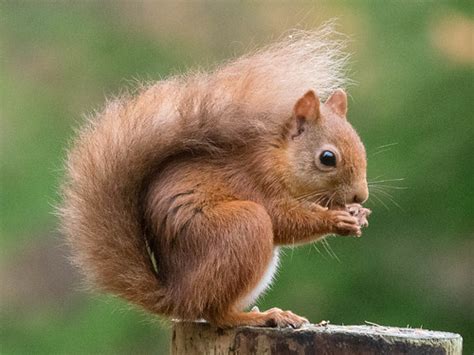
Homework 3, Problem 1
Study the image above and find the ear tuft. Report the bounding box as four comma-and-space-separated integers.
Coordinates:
325, 88, 348, 117
294, 90, 320, 120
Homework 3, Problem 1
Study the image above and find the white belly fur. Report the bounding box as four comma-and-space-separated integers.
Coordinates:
239, 247, 280, 309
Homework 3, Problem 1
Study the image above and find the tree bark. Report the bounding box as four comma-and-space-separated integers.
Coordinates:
171, 321, 462, 355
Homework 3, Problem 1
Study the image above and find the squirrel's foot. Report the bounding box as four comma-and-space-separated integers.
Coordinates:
212, 307, 309, 329
346, 203, 371, 227
259, 307, 309, 328
326, 209, 361, 236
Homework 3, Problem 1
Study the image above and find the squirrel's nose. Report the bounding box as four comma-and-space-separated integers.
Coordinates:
351, 185, 369, 204
352, 194, 366, 204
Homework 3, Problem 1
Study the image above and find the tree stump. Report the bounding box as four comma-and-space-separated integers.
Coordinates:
171, 321, 462, 354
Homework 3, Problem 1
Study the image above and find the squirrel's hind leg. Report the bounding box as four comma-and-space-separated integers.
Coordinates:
178, 199, 307, 328
164, 200, 305, 327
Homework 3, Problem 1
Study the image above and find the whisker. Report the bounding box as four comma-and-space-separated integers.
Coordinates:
370, 174, 386, 181
289, 193, 327, 213
296, 190, 326, 201
373, 142, 399, 151
321, 238, 341, 263
371, 192, 390, 210
370, 188, 404, 211
312, 196, 327, 207
311, 242, 326, 259
323, 238, 340, 263
368, 184, 409, 190
365, 198, 375, 207
326, 191, 337, 208
296, 191, 314, 200
370, 186, 393, 195
298, 193, 326, 202
320, 238, 333, 260
316, 194, 326, 201
368, 178, 405, 184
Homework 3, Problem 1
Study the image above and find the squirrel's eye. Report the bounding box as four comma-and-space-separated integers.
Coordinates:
319, 150, 337, 167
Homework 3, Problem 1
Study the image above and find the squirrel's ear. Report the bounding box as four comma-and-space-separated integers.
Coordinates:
289, 90, 320, 139
294, 90, 320, 121
325, 89, 348, 117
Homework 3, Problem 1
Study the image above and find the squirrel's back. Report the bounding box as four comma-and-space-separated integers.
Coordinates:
60, 23, 349, 315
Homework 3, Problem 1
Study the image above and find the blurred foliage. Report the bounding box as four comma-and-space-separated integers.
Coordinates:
1, 1, 473, 354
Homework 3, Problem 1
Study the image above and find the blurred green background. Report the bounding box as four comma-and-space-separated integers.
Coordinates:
1, 1, 473, 354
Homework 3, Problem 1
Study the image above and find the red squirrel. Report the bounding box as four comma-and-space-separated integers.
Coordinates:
61, 25, 370, 328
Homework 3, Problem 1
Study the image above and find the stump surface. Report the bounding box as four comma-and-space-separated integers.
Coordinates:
171, 321, 462, 355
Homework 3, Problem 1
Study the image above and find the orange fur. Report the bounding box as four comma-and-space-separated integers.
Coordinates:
60, 25, 369, 328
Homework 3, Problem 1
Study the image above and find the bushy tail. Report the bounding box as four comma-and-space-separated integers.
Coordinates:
60, 23, 349, 314
60, 90, 182, 313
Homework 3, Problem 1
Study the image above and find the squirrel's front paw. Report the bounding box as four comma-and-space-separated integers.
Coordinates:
346, 203, 372, 227
327, 210, 361, 236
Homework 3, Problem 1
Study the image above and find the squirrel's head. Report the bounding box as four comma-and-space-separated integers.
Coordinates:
284, 89, 368, 207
